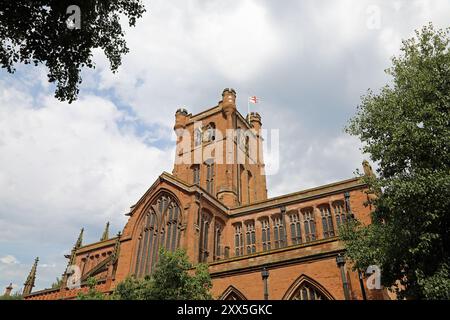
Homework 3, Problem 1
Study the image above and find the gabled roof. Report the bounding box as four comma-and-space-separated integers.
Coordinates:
126, 171, 229, 217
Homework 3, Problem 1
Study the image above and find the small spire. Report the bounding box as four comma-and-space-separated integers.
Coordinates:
362, 160, 375, 177
100, 222, 110, 241
23, 257, 39, 296
4, 283, 13, 296
74, 228, 84, 249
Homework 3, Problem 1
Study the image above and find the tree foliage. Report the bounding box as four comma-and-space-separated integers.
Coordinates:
341, 23, 450, 299
76, 277, 106, 300
0, 0, 145, 102
112, 248, 213, 300
0, 292, 23, 300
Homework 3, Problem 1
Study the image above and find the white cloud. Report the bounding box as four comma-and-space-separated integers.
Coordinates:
0, 255, 19, 265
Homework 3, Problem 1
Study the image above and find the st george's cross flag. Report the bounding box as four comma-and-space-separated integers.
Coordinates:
248, 96, 259, 104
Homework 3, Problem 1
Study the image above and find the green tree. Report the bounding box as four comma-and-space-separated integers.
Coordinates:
76, 277, 106, 300
341, 23, 450, 299
0, 292, 23, 300
0, 1, 145, 102
51, 277, 63, 289
112, 248, 213, 300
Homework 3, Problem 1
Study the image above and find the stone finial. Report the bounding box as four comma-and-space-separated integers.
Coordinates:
362, 160, 374, 177
4, 283, 13, 296
100, 222, 110, 241
74, 228, 84, 249
23, 257, 39, 296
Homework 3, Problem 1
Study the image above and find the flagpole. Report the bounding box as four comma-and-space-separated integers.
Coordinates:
247, 97, 250, 119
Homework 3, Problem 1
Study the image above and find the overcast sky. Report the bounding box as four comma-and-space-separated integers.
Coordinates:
1, 0, 449, 293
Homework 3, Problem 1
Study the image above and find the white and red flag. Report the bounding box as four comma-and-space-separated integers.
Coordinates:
248, 96, 259, 104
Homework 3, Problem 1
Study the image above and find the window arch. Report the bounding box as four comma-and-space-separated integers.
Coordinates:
319, 205, 335, 238
205, 159, 215, 195
203, 122, 216, 142
260, 218, 271, 251
134, 192, 181, 277
199, 210, 212, 263
283, 275, 334, 300
220, 285, 247, 300
289, 212, 302, 245
333, 200, 347, 227
234, 222, 244, 257
213, 218, 224, 261
194, 128, 202, 147
272, 215, 285, 249
245, 220, 256, 254
301, 207, 316, 242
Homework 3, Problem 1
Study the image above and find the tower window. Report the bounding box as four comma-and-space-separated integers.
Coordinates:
214, 221, 223, 260
194, 128, 202, 147
206, 161, 215, 195
192, 165, 200, 185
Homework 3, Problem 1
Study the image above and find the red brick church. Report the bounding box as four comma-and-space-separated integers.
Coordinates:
21, 88, 388, 300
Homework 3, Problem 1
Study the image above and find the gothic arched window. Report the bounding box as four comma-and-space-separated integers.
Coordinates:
319, 205, 335, 238
261, 218, 271, 251
245, 221, 256, 254
284, 275, 333, 300
289, 212, 302, 245
291, 283, 327, 300
273, 215, 285, 249
134, 193, 181, 277
213, 219, 224, 261
301, 208, 316, 242
194, 128, 202, 147
234, 223, 244, 257
333, 201, 347, 227
199, 211, 212, 263
203, 123, 216, 142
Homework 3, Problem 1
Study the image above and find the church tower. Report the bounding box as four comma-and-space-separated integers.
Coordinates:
172, 88, 267, 208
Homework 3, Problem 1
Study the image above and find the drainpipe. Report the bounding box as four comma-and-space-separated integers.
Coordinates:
336, 253, 351, 300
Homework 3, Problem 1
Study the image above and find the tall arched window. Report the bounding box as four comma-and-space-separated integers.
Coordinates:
134, 193, 181, 277
247, 171, 253, 204
245, 221, 256, 254
199, 211, 212, 263
319, 205, 335, 238
213, 219, 224, 261
234, 223, 244, 257
261, 218, 271, 251
204, 123, 216, 142
192, 164, 200, 185
333, 201, 347, 227
289, 212, 302, 245
301, 208, 316, 242
273, 216, 285, 249
206, 160, 215, 195
194, 128, 202, 147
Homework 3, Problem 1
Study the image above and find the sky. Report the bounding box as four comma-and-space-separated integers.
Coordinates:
1, 0, 449, 294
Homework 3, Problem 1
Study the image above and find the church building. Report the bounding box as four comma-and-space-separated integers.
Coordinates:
22, 88, 386, 300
